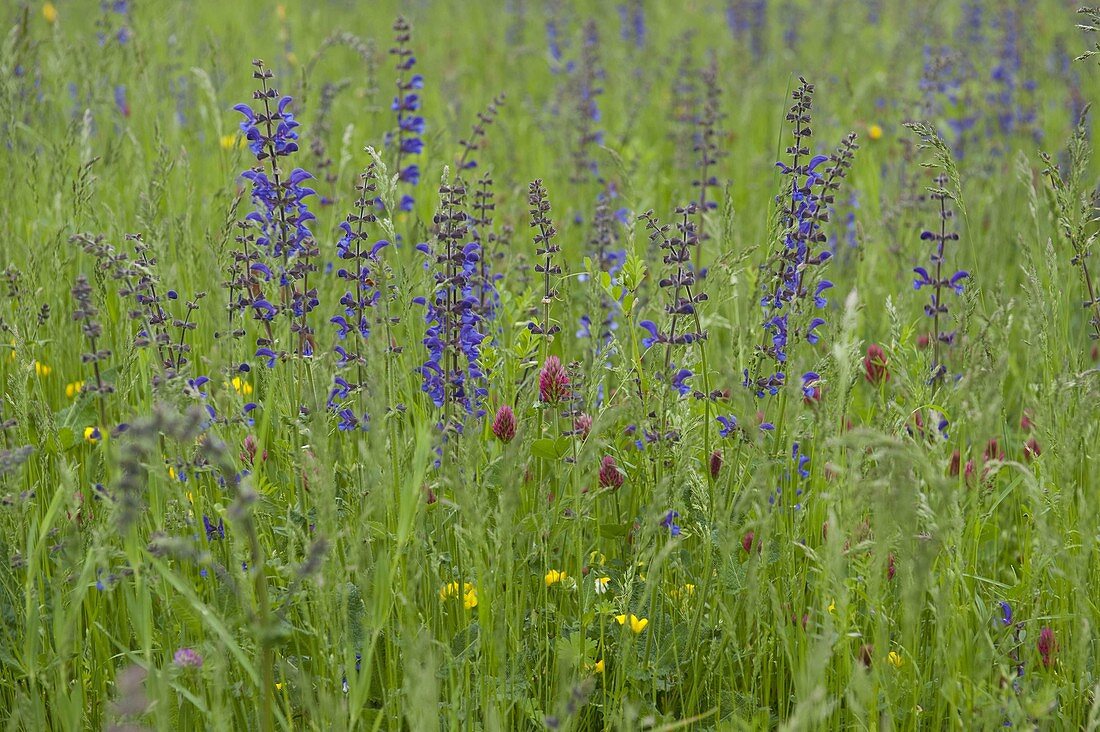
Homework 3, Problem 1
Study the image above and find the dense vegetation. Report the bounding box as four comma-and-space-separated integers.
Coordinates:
2, 0, 1100, 728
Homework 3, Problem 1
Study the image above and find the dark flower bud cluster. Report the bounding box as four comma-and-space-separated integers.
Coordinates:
457, 93, 505, 172
638, 206, 708, 397
389, 17, 425, 212
469, 171, 502, 325
913, 173, 968, 382
693, 57, 725, 217
527, 180, 563, 340
568, 20, 605, 184
70, 274, 113, 400
413, 177, 487, 423
579, 189, 626, 348
745, 78, 857, 398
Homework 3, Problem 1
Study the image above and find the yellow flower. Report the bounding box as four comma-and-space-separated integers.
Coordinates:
828, 599, 836, 614
593, 576, 610, 595
186, 491, 193, 504
887, 651, 903, 668
670, 583, 696, 602
275, 682, 285, 691
591, 659, 605, 674
231, 376, 253, 396
83, 426, 101, 443
34, 361, 51, 377
868, 123, 883, 141
65, 380, 84, 398
220, 134, 244, 150
545, 569, 568, 587
615, 614, 648, 634
439, 581, 478, 610
168, 466, 177, 481
43, 2, 58, 24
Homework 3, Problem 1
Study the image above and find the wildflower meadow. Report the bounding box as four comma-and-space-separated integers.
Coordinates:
4, 0, 1100, 728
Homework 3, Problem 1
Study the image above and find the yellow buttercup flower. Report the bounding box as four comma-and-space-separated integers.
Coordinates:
615, 614, 648, 634
439, 581, 478, 610
168, 466, 177, 481
887, 651, 903, 668
220, 134, 244, 150
43, 2, 58, 24
591, 659, 605, 674
66, 380, 85, 398
593, 576, 610, 595
868, 123, 883, 141
275, 682, 285, 691
83, 426, 101, 443
34, 361, 51, 377
545, 569, 568, 587
231, 376, 253, 396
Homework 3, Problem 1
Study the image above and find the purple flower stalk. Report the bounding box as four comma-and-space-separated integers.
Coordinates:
913, 173, 967, 382
233, 60, 319, 364
390, 17, 425, 213
745, 78, 857, 399
414, 177, 486, 426
328, 163, 390, 431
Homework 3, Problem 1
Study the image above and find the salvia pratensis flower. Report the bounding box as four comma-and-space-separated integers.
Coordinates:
456, 93, 505, 171
390, 16, 424, 212
745, 78, 857, 399
568, 20, 605, 184
660, 510, 682, 537
327, 163, 388, 431
233, 59, 319, 363
913, 173, 967, 382
527, 180, 563, 344
638, 207, 709, 399
414, 176, 487, 424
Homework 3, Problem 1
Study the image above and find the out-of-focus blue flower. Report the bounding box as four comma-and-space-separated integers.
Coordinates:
660, 510, 682, 537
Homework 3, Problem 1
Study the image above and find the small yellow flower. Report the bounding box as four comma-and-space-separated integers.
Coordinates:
65, 380, 85, 398
593, 576, 610, 595
43, 2, 58, 24
34, 361, 51, 377
231, 376, 254, 396
83, 426, 101, 443
168, 466, 177, 481
275, 682, 285, 691
186, 491, 193, 504
868, 123, 883, 141
887, 651, 903, 668
615, 614, 648, 634
220, 134, 244, 151
545, 569, 568, 587
439, 581, 478, 610
828, 599, 836, 614
592, 659, 605, 674
670, 583, 696, 602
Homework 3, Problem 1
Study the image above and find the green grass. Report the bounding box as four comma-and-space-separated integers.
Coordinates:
1, 0, 1100, 729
